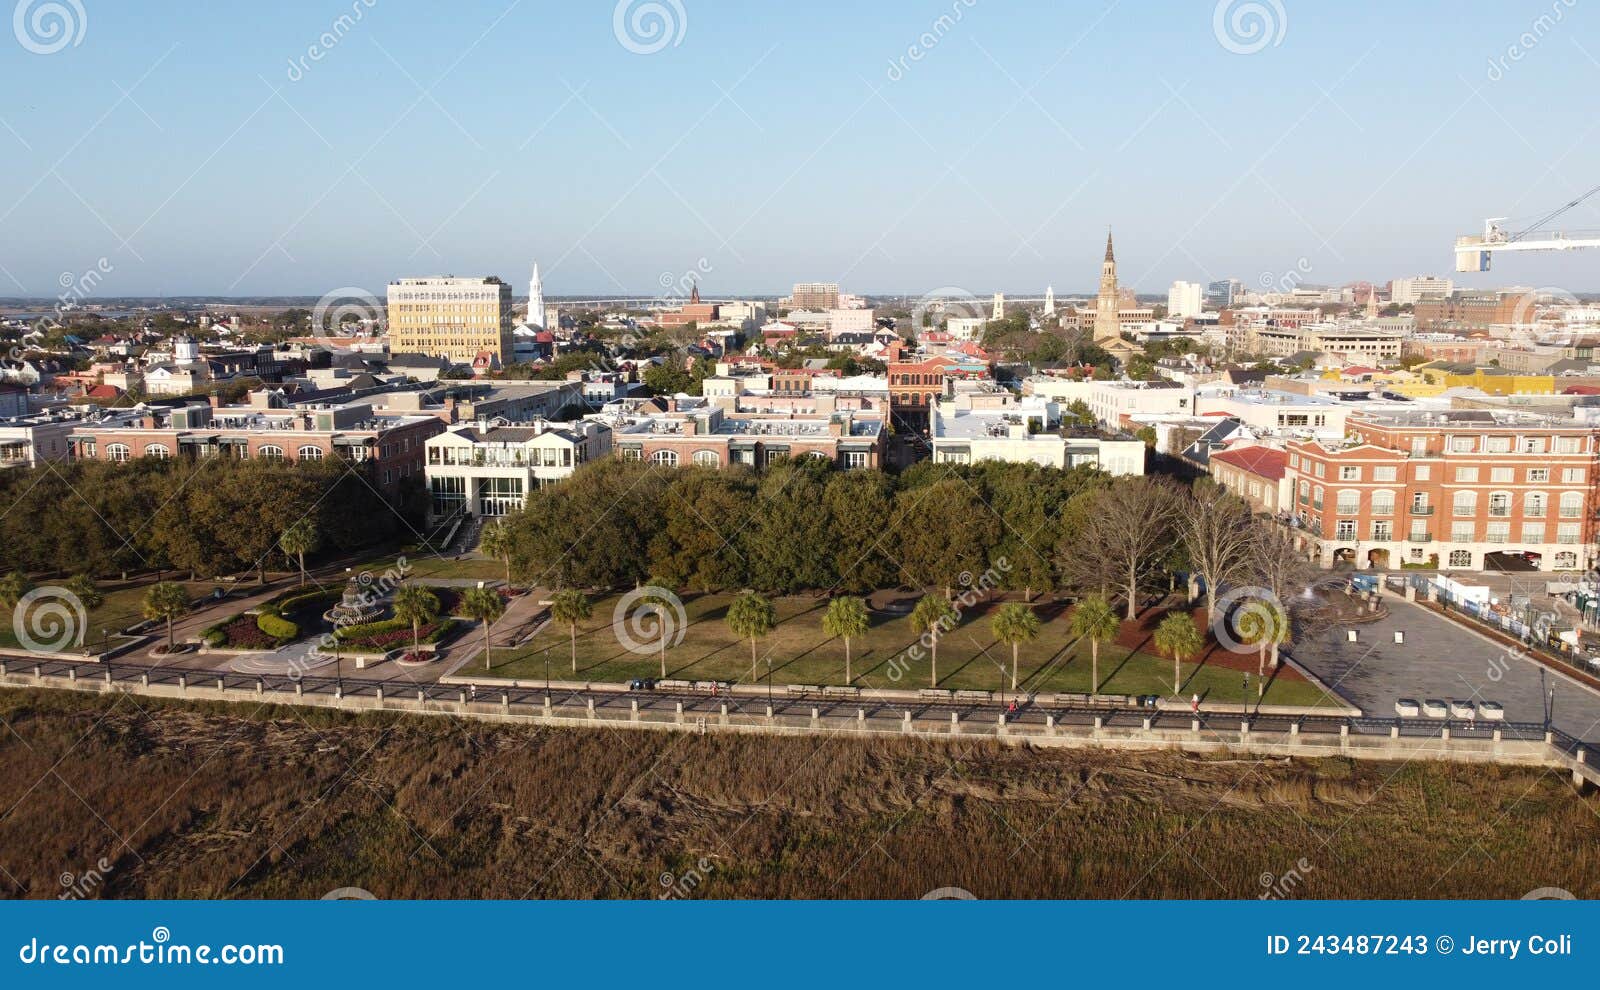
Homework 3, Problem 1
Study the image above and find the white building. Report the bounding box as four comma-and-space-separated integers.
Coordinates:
1194, 387, 1350, 441
946, 317, 987, 341
1167, 281, 1204, 319
1023, 376, 1194, 430
1389, 275, 1453, 306
424, 419, 613, 518
931, 399, 1144, 475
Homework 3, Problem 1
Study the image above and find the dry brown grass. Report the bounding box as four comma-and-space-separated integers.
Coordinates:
1, 688, 1597, 899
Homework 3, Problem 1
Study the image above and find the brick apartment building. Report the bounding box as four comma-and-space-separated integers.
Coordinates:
1282, 409, 1599, 572
1413, 292, 1524, 330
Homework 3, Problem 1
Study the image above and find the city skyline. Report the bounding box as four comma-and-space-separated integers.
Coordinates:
2, 1, 1599, 296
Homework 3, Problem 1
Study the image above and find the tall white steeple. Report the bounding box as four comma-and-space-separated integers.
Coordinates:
1043, 285, 1055, 317
526, 262, 545, 328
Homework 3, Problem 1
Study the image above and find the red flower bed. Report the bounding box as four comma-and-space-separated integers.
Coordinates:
220, 615, 278, 650
342, 620, 449, 651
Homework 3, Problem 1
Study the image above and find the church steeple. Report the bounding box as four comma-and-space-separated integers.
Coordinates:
1104, 228, 1115, 263
689, 284, 700, 305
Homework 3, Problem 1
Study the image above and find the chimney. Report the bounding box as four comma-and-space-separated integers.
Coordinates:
683, 419, 697, 436
208, 394, 221, 408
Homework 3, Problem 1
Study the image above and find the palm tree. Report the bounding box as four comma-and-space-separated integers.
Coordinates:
461, 586, 506, 671
65, 574, 104, 647
479, 521, 515, 588
142, 582, 191, 654
0, 570, 35, 611
990, 602, 1041, 692
1236, 598, 1292, 679
278, 518, 320, 587
909, 595, 958, 689
1153, 611, 1204, 696
640, 578, 678, 678
1068, 593, 1120, 697
549, 589, 592, 674
821, 596, 870, 684
392, 584, 441, 654
726, 590, 775, 678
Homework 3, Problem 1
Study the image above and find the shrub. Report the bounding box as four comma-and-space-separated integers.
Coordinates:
256, 612, 299, 641
333, 616, 408, 642
211, 614, 279, 650
203, 630, 226, 648
273, 587, 339, 615
340, 619, 456, 651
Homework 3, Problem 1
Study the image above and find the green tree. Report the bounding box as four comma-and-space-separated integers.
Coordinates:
142, 582, 190, 654
64, 573, 104, 612
639, 578, 679, 678
1068, 593, 1120, 696
909, 595, 958, 688
0, 570, 36, 610
549, 588, 593, 674
990, 602, 1041, 691
1154, 612, 1204, 696
726, 590, 775, 678
821, 595, 870, 684
392, 584, 441, 654
479, 521, 515, 588
461, 587, 506, 671
278, 518, 320, 587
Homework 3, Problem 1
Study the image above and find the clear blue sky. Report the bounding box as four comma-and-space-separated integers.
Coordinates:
2, 0, 1598, 298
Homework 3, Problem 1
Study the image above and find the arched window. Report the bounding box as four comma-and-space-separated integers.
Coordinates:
1524, 491, 1547, 517
1487, 491, 1512, 517
649, 450, 679, 467
1453, 491, 1477, 516
1560, 492, 1584, 518
1555, 551, 1578, 570
298, 445, 324, 461
691, 450, 720, 468
258, 445, 285, 460
1369, 489, 1395, 515
106, 443, 130, 463
1335, 489, 1361, 515
144, 443, 170, 460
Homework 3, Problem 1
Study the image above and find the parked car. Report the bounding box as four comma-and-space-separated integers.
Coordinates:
1449, 700, 1475, 719
1422, 699, 1448, 718
1394, 698, 1421, 718
1476, 701, 1505, 721
627, 678, 658, 691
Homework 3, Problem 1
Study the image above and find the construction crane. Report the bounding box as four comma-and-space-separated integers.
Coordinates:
1455, 183, 1600, 271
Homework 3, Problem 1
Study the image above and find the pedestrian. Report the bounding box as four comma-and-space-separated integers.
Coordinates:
1191, 693, 1199, 716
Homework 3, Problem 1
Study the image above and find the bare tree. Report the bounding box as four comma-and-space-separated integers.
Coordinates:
1179, 479, 1256, 623
1061, 477, 1183, 621
1242, 522, 1322, 668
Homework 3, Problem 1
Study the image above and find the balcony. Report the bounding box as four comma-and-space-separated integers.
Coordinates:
1410, 505, 1435, 516
1407, 532, 1434, 543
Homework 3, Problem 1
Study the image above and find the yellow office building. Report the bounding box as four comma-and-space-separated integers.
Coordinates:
387, 276, 514, 364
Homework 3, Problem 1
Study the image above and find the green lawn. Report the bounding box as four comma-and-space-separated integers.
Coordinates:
0, 578, 221, 652
454, 593, 1337, 707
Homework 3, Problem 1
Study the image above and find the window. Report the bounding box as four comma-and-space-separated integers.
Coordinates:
845, 451, 870, 469
1454, 466, 1479, 483
1560, 492, 1584, 518
1487, 492, 1511, 517
1450, 550, 1472, 567
1490, 467, 1513, 483
1370, 491, 1395, 516
1374, 466, 1397, 482
1520, 436, 1546, 454
1555, 551, 1579, 569
258, 445, 285, 460
1528, 467, 1549, 482
144, 443, 170, 460
1522, 523, 1546, 544
1449, 436, 1474, 453
1335, 520, 1356, 540
1558, 523, 1581, 544
1562, 467, 1585, 484
691, 450, 720, 468
1555, 436, 1582, 454
1415, 465, 1431, 481
1335, 489, 1361, 515
1485, 522, 1510, 544
1312, 485, 1324, 510
1339, 466, 1360, 481
106, 443, 130, 462
1486, 437, 1512, 454
1525, 492, 1546, 516
620, 447, 642, 461
1452, 492, 1476, 516
298, 445, 324, 460
649, 450, 679, 467
1371, 521, 1392, 541
1451, 523, 1475, 543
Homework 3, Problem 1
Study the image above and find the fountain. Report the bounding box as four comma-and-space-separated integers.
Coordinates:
323, 575, 385, 629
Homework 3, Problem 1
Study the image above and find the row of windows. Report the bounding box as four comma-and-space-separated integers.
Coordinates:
104, 443, 328, 462
1295, 457, 1584, 485
619, 448, 871, 469
1300, 483, 1587, 517
1331, 519, 1584, 544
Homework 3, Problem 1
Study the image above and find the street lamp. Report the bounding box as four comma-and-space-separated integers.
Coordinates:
766, 656, 772, 707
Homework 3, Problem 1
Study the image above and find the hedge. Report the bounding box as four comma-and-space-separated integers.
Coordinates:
272, 587, 341, 615
256, 612, 300, 641
333, 616, 409, 642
